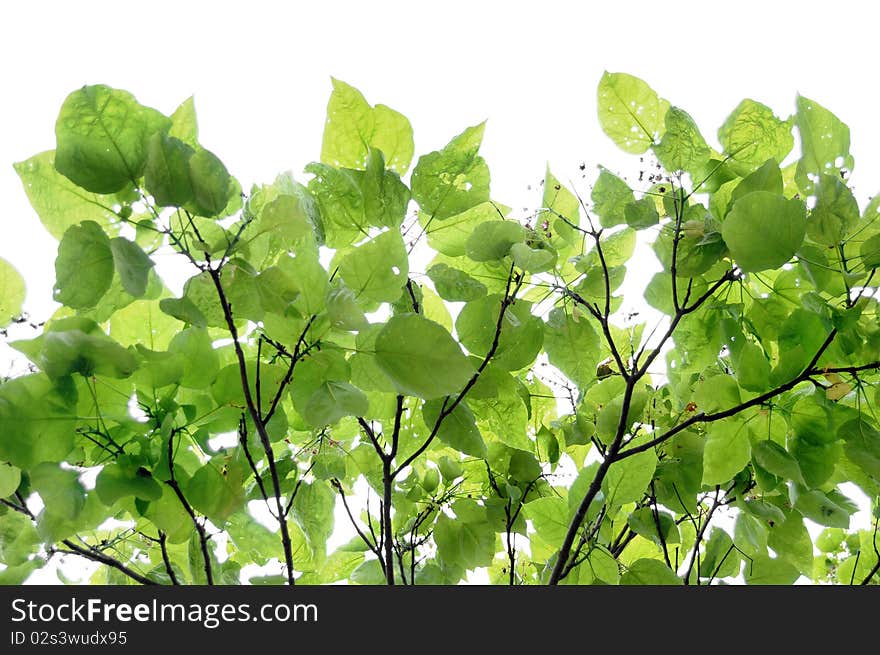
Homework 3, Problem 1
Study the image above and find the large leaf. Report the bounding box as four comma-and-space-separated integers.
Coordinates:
411, 124, 490, 221
422, 399, 487, 458
55, 84, 171, 193
374, 314, 474, 399
718, 99, 793, 172
702, 420, 752, 485
14, 151, 118, 239
321, 78, 414, 174
597, 72, 668, 153
54, 220, 114, 309
337, 229, 409, 305
721, 191, 806, 272
795, 95, 853, 192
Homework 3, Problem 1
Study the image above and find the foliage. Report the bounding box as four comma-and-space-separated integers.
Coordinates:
1, 74, 879, 586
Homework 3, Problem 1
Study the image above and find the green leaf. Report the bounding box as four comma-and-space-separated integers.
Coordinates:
188, 148, 235, 217
39, 327, 138, 380
807, 174, 860, 246
434, 501, 496, 570
456, 295, 543, 371
54, 220, 114, 309
167, 327, 219, 389
624, 197, 659, 229
591, 167, 634, 228
30, 462, 85, 519
374, 314, 474, 399
321, 78, 414, 174
95, 463, 162, 505
525, 496, 570, 544
465, 220, 525, 261
543, 307, 600, 388
653, 106, 710, 173
602, 446, 657, 507
721, 191, 806, 272
426, 263, 487, 302
735, 342, 771, 392
55, 84, 171, 193
184, 461, 245, 523
143, 486, 193, 543
145, 133, 193, 207
859, 233, 880, 270
620, 559, 681, 585
169, 96, 199, 146
795, 95, 853, 193
337, 229, 409, 305
767, 511, 813, 575
0, 463, 22, 498
349, 559, 386, 585
838, 419, 880, 480
731, 159, 783, 202
14, 151, 118, 240
745, 554, 800, 585
718, 99, 793, 172
304, 381, 369, 427
597, 72, 668, 154
702, 420, 751, 485
626, 507, 680, 547
509, 243, 556, 273
411, 124, 491, 221
790, 485, 856, 528
752, 440, 805, 485
110, 237, 154, 297
290, 481, 336, 562
701, 528, 740, 580
0, 258, 25, 328
422, 399, 487, 458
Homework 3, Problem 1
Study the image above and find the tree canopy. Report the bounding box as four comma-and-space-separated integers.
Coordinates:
1, 73, 878, 586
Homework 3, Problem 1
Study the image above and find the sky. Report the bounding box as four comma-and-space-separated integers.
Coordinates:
1, 0, 878, 583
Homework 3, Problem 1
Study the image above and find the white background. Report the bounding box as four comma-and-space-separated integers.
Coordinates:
0, 0, 878, 583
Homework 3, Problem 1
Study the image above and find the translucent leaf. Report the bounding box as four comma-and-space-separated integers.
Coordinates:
374, 314, 474, 399
95, 462, 162, 505
543, 307, 600, 387
0, 463, 22, 498
304, 381, 369, 427
426, 263, 487, 302
838, 419, 880, 480
321, 78, 414, 174
620, 558, 681, 585
591, 167, 634, 228
291, 482, 336, 562
524, 496, 569, 544
411, 123, 491, 221
456, 295, 543, 371
169, 96, 199, 146
807, 174, 860, 246
795, 95, 854, 193
55, 84, 171, 193
752, 440, 805, 485
653, 106, 710, 173
597, 72, 668, 154
718, 99, 793, 173
422, 399, 487, 458
30, 462, 85, 519
434, 501, 496, 570
110, 237, 154, 297
54, 220, 114, 309
721, 191, 806, 272
465, 220, 525, 262
0, 258, 25, 328
337, 229, 409, 306
14, 151, 118, 239
602, 446, 657, 506
702, 420, 751, 485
